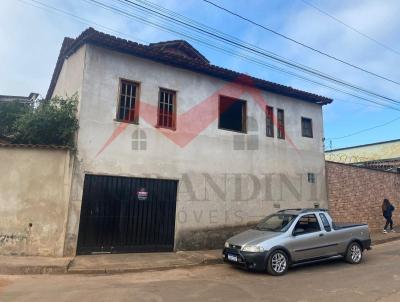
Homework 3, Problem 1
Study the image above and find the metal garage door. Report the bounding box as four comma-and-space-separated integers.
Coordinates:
76, 174, 178, 254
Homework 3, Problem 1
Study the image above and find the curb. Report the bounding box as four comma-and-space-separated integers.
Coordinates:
372, 236, 400, 246
67, 257, 224, 275
0, 265, 69, 275
2, 238, 399, 276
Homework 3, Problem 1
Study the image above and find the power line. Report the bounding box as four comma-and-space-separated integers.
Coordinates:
16, 0, 150, 44
88, 0, 400, 140
327, 116, 400, 140
201, 0, 400, 85
301, 0, 400, 57
112, 0, 400, 106
17, 0, 400, 142
18, 0, 400, 112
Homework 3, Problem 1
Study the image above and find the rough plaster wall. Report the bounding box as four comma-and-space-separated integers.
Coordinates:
63, 44, 328, 254
50, 45, 87, 256
0, 148, 72, 256
52, 45, 86, 104
326, 161, 400, 230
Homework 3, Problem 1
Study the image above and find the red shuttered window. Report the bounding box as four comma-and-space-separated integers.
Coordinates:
157, 88, 176, 130
117, 80, 139, 123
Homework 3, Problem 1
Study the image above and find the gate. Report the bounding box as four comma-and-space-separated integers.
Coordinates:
77, 174, 178, 254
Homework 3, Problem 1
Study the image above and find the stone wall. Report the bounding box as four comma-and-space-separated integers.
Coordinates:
326, 161, 400, 230
0, 145, 72, 256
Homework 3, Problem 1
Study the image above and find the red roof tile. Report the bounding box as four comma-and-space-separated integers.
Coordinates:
46, 27, 333, 105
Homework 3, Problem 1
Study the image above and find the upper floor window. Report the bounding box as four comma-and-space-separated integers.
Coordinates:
218, 96, 247, 133
301, 117, 313, 138
277, 109, 285, 139
266, 105, 274, 138
117, 80, 139, 123
157, 88, 176, 130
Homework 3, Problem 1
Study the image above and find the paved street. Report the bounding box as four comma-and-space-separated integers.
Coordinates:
1, 240, 400, 302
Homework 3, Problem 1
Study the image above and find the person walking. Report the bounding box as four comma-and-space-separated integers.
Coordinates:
382, 198, 395, 234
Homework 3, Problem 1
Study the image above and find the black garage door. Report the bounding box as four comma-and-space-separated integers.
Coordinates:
77, 174, 178, 255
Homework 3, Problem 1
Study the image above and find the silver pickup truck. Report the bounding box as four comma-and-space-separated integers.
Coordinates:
223, 208, 371, 275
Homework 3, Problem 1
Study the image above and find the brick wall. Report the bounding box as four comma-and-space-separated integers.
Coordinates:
326, 161, 400, 230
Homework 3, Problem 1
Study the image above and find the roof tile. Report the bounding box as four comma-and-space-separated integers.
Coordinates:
46, 27, 333, 105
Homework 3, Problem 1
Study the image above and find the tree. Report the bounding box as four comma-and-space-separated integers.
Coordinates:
0, 101, 31, 138
12, 95, 79, 147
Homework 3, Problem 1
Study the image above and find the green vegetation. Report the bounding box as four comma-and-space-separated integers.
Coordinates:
0, 95, 79, 147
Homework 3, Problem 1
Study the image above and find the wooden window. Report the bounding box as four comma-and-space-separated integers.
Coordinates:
218, 95, 247, 133
277, 109, 285, 139
266, 105, 274, 137
157, 88, 176, 129
301, 117, 313, 138
117, 80, 139, 123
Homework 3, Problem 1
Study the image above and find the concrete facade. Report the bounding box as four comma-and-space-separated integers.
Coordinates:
0, 146, 72, 256
52, 41, 329, 255
326, 161, 400, 230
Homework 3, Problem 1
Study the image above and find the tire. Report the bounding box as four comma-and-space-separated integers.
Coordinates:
345, 242, 363, 264
266, 250, 289, 276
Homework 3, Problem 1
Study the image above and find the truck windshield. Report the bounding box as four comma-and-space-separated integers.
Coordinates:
255, 214, 297, 232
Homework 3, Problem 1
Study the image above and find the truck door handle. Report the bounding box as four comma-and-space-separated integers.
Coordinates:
319, 233, 324, 237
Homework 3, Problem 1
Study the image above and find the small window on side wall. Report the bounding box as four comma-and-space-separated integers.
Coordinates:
307, 173, 316, 184
117, 80, 139, 123
266, 106, 274, 137
277, 109, 285, 139
157, 88, 176, 130
218, 95, 247, 133
301, 117, 313, 138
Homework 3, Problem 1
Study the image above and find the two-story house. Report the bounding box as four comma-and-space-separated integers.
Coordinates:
48, 28, 332, 256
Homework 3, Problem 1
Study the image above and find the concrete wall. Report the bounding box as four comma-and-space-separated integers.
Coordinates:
0, 146, 72, 256
326, 161, 400, 230
53, 44, 329, 255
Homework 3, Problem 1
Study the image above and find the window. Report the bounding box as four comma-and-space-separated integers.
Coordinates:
266, 106, 274, 137
277, 109, 285, 139
293, 214, 321, 235
218, 96, 247, 133
319, 213, 331, 232
301, 117, 313, 138
307, 173, 316, 184
117, 80, 139, 123
157, 88, 176, 129
255, 214, 297, 232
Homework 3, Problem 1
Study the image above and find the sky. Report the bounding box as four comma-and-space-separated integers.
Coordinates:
1, 0, 399, 150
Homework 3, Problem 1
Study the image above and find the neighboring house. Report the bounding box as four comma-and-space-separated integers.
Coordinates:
325, 139, 400, 173
48, 28, 332, 256
0, 92, 39, 104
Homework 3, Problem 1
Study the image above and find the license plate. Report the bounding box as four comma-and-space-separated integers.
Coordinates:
227, 254, 238, 262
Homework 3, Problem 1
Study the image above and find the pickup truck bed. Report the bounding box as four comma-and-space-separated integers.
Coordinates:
333, 223, 368, 230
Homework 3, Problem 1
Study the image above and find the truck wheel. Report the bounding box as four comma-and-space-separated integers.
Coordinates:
345, 242, 363, 264
267, 250, 289, 276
